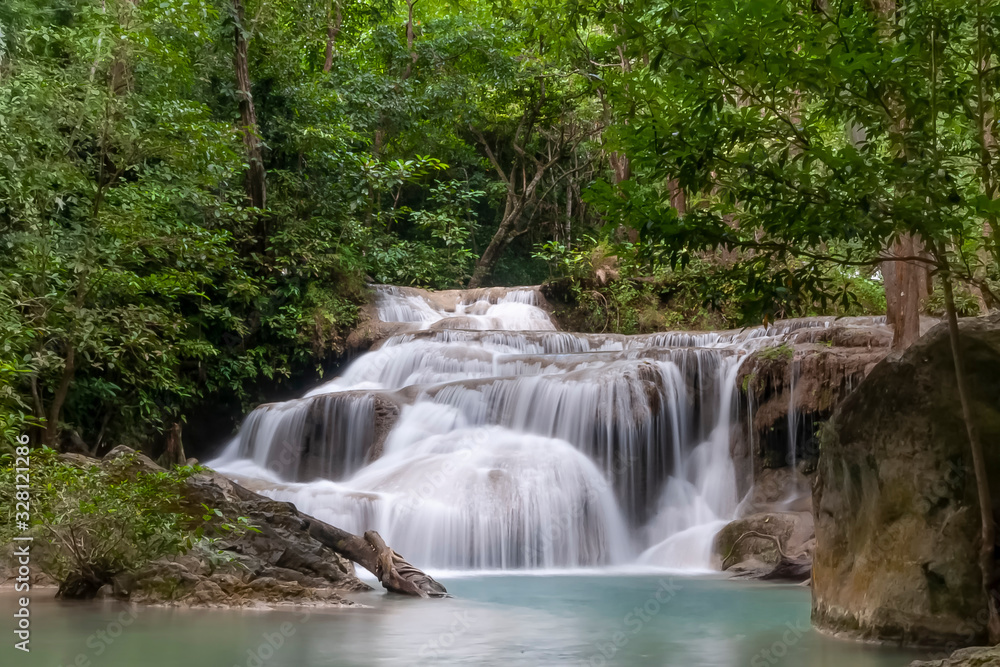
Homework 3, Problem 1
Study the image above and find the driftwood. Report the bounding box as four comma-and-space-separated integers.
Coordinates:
304, 517, 448, 597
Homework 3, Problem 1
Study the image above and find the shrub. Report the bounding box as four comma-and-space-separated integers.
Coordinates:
0, 449, 230, 598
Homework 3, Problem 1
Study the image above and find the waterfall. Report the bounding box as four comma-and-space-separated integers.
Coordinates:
210, 285, 835, 571
788, 353, 800, 471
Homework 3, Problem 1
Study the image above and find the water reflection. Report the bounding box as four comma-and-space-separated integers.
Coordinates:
4, 575, 922, 667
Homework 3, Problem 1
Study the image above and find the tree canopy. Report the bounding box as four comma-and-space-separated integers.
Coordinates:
1, 0, 997, 454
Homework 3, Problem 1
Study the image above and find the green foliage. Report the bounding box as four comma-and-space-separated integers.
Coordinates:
0, 448, 256, 591
535, 237, 743, 333
926, 284, 982, 318
5, 0, 990, 453
0, 363, 36, 452
536, 229, 891, 334
588, 0, 1000, 320
757, 344, 794, 362
0, 0, 600, 448
0, 449, 196, 588
367, 179, 485, 288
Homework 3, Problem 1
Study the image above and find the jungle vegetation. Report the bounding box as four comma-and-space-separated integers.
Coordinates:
1, 0, 997, 464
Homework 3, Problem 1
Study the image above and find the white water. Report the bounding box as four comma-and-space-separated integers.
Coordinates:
211, 286, 855, 571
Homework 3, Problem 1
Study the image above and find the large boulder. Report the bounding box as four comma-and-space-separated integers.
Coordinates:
812, 313, 1000, 647
713, 511, 814, 581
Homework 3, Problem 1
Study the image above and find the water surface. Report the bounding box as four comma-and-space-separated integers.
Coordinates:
4, 574, 924, 666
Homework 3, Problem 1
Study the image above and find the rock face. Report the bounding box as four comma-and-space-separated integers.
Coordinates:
736, 321, 892, 481
727, 319, 894, 534
908, 646, 1000, 667
812, 313, 1000, 647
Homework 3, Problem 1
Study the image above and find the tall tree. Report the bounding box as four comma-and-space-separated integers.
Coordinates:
232, 0, 266, 210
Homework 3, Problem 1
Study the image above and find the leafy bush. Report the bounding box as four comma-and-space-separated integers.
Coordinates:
0, 449, 250, 598
536, 236, 889, 334
0, 363, 36, 452
926, 284, 982, 318
536, 238, 742, 333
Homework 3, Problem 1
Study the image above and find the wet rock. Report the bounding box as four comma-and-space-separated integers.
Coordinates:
759, 554, 813, 582
177, 470, 369, 595
208, 572, 243, 594
908, 646, 1000, 666
737, 326, 892, 478
57, 452, 97, 468
714, 511, 814, 581
236, 391, 402, 482
738, 468, 813, 514
257, 566, 327, 588
104, 444, 162, 469
189, 579, 226, 605
111, 572, 135, 598
812, 313, 1000, 647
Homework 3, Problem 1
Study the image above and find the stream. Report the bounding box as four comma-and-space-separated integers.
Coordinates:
2, 575, 923, 666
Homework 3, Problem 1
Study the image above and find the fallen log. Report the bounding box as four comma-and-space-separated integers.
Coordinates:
193, 468, 448, 597
303, 517, 448, 597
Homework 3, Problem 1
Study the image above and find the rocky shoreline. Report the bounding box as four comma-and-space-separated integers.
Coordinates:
1, 448, 377, 610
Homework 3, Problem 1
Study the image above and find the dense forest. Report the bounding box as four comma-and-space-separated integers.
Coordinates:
1, 0, 998, 456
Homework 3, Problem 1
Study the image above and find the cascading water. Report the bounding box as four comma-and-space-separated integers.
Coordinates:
210, 285, 847, 571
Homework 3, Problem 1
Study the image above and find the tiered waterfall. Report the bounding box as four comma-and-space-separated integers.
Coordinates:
211, 286, 841, 571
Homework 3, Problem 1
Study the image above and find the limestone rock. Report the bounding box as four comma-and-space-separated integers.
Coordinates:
714, 511, 814, 581
739, 468, 813, 514
908, 646, 1000, 667
812, 313, 1000, 648
737, 325, 891, 476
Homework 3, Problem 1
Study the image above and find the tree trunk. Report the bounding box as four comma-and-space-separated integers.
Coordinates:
668, 179, 687, 215
941, 268, 1000, 643
564, 176, 573, 242
609, 152, 630, 185
232, 0, 266, 210
304, 519, 447, 597
883, 234, 928, 349
401, 0, 419, 80
158, 422, 187, 468
43, 345, 75, 447
322, 0, 342, 73
468, 160, 550, 288
868, 0, 929, 349
468, 193, 518, 289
